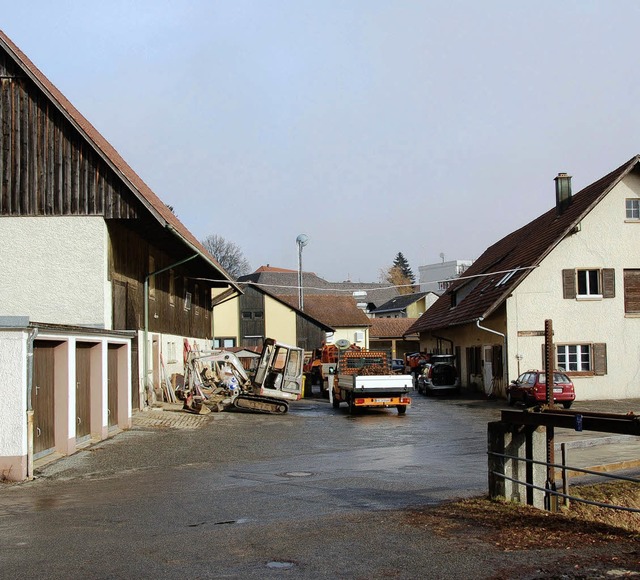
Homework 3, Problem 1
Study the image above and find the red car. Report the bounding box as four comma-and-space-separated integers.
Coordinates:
507, 370, 575, 408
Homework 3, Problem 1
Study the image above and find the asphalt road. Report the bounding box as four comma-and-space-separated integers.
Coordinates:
0, 393, 638, 578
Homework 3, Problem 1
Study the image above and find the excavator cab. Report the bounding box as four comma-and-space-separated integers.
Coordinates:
252, 338, 304, 401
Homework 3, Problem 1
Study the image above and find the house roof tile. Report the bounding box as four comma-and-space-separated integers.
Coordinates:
406, 155, 640, 334
370, 318, 419, 338
279, 294, 372, 328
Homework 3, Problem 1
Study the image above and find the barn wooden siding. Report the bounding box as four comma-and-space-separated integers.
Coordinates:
109, 222, 212, 339
0, 50, 140, 219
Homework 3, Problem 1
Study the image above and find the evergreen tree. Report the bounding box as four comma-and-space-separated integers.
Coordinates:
392, 252, 415, 285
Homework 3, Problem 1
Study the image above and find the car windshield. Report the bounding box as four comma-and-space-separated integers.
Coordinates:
539, 372, 571, 384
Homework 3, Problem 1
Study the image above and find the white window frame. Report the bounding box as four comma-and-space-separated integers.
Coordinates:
576, 269, 602, 299
557, 344, 591, 372
625, 198, 640, 220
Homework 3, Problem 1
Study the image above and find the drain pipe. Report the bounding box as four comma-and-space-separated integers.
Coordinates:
26, 326, 38, 480
476, 318, 507, 397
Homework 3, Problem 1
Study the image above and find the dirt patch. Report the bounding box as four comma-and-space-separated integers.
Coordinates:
403, 481, 640, 576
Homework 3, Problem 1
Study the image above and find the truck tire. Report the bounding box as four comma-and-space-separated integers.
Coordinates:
332, 397, 340, 409
348, 395, 356, 415
397, 405, 407, 415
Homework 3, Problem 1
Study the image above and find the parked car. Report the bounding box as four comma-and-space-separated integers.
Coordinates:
416, 354, 460, 395
507, 370, 575, 408
390, 358, 405, 373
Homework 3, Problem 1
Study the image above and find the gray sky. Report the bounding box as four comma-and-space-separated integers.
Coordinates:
4, 1, 640, 282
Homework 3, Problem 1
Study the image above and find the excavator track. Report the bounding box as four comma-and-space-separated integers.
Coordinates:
232, 394, 289, 414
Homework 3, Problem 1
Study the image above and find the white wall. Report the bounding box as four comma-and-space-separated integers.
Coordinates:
0, 216, 109, 327
506, 174, 640, 400
0, 330, 28, 460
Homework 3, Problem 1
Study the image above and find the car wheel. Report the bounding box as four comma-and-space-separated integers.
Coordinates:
507, 391, 515, 406
562, 401, 573, 409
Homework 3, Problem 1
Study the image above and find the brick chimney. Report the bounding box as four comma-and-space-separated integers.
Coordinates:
555, 172, 572, 215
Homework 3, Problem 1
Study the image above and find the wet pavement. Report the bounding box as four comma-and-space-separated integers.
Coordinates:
0, 392, 638, 578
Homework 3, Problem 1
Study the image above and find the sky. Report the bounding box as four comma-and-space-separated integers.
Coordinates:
4, 1, 640, 282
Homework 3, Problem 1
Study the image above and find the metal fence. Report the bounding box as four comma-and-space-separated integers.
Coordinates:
488, 448, 640, 513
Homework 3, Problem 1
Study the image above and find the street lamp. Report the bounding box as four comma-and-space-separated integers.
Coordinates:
296, 234, 309, 310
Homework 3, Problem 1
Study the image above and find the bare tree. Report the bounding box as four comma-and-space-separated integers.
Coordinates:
380, 265, 414, 295
201, 234, 251, 279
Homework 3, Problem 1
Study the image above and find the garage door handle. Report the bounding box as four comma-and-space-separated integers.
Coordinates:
36, 427, 41, 437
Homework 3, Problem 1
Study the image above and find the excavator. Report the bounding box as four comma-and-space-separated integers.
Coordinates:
177, 338, 304, 415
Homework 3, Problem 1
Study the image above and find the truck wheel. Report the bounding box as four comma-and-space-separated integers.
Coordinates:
397, 405, 407, 415
348, 395, 356, 415
332, 397, 340, 409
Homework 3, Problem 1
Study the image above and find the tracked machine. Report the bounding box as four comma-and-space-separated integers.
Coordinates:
178, 338, 304, 415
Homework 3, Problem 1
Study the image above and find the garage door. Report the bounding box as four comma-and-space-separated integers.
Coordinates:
32, 341, 56, 457
76, 343, 93, 442
108, 345, 119, 428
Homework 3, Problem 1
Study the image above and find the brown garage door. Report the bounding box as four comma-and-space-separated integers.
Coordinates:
76, 343, 93, 441
32, 341, 57, 457
108, 345, 119, 428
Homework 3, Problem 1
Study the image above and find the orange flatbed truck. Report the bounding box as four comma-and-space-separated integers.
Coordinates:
330, 351, 412, 415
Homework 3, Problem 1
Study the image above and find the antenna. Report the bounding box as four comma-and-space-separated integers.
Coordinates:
439, 252, 445, 263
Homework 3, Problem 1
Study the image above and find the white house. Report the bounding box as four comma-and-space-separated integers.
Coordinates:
408, 157, 640, 401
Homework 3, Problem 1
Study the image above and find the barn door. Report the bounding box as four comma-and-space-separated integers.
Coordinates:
108, 346, 119, 428
75, 343, 92, 442
32, 342, 56, 457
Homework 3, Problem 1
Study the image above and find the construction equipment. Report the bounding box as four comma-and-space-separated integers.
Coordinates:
177, 338, 304, 415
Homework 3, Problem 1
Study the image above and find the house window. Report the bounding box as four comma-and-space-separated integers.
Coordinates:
563, 269, 615, 299
577, 269, 600, 296
625, 198, 640, 220
624, 269, 640, 314
555, 343, 607, 375
184, 291, 192, 311
557, 344, 591, 372
214, 337, 236, 348
194, 284, 200, 315
241, 311, 252, 320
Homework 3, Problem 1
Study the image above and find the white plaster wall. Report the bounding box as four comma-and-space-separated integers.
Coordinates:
0, 216, 109, 327
0, 330, 27, 457
328, 327, 369, 349
506, 174, 640, 400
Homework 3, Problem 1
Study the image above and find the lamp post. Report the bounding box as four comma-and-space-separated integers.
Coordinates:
296, 234, 309, 310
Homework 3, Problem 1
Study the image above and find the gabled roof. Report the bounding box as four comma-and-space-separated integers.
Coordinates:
238, 268, 400, 308
370, 318, 419, 339
0, 29, 238, 290
279, 294, 372, 328
407, 155, 640, 334
240, 284, 334, 332
373, 292, 429, 314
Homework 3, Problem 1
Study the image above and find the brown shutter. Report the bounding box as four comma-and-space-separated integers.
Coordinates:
623, 269, 640, 313
602, 269, 615, 298
562, 269, 576, 299
593, 343, 607, 375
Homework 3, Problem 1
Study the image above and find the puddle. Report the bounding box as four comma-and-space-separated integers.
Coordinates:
266, 561, 295, 570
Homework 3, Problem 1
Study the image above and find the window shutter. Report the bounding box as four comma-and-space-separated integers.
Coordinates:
602, 269, 615, 298
623, 269, 640, 313
562, 269, 576, 299
593, 343, 607, 375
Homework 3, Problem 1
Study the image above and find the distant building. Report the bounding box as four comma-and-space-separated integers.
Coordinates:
419, 259, 474, 294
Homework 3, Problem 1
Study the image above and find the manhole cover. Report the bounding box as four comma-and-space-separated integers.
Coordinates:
266, 561, 295, 570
